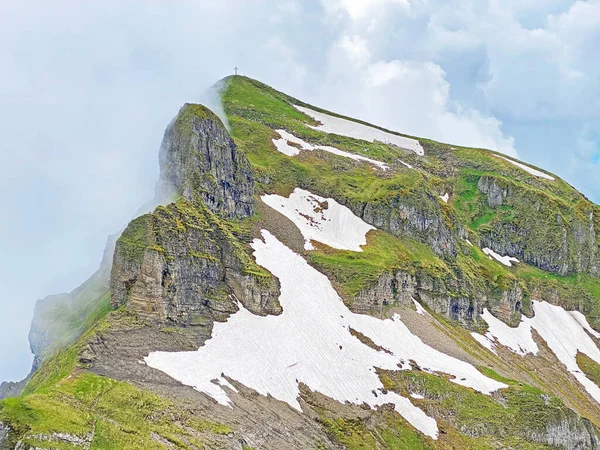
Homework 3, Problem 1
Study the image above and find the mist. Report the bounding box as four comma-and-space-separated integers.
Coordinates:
1, 0, 599, 382
0, 0, 324, 381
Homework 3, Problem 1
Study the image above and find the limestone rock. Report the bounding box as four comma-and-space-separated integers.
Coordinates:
155, 103, 253, 219
478, 174, 599, 276
352, 268, 525, 328
110, 201, 280, 325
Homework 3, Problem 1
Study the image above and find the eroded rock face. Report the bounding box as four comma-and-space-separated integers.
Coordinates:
362, 198, 457, 258
0, 380, 27, 401
0, 422, 10, 450
110, 203, 281, 325
351, 271, 416, 315
111, 103, 278, 325
478, 174, 599, 277
534, 417, 600, 450
478, 175, 507, 207
156, 103, 253, 219
352, 269, 525, 328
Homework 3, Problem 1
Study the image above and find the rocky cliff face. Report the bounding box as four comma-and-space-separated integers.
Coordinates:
111, 104, 280, 325
359, 194, 458, 258
110, 201, 280, 324
0, 422, 10, 450
352, 268, 524, 327
478, 174, 599, 276
0, 380, 27, 401
155, 103, 254, 219
533, 417, 600, 450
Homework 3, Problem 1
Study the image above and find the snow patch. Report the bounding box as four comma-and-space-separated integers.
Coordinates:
271, 129, 306, 157
473, 301, 600, 403
294, 105, 425, 156
439, 193, 449, 203
571, 311, 600, 339
271, 129, 388, 169
495, 155, 555, 181
146, 231, 507, 439
261, 188, 374, 252
475, 309, 538, 356
482, 248, 519, 267
412, 298, 429, 316
410, 393, 425, 400
471, 332, 497, 354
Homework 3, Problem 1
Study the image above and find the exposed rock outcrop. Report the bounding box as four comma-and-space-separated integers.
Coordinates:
531, 417, 600, 450
477, 175, 508, 207
0, 422, 11, 450
478, 174, 599, 276
360, 195, 457, 258
351, 268, 525, 327
155, 103, 254, 219
457, 404, 600, 450
0, 379, 27, 400
111, 104, 279, 325
110, 202, 280, 324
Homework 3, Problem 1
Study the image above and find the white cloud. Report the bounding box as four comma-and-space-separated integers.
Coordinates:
322, 0, 410, 21
314, 34, 518, 156
338, 34, 371, 67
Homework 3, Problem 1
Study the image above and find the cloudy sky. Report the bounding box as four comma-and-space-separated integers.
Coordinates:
1, 0, 599, 382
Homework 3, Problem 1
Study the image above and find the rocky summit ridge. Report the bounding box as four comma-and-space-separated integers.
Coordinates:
2, 76, 600, 449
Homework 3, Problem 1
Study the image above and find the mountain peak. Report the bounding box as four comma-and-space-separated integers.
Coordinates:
156, 101, 253, 219
2, 75, 600, 450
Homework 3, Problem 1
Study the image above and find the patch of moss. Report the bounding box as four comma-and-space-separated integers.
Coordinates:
318, 412, 432, 450
476, 366, 519, 386
577, 352, 600, 387
2, 371, 231, 449
309, 230, 452, 300
116, 215, 152, 263
381, 369, 582, 446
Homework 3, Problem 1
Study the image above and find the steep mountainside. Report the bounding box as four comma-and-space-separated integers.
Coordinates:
2, 76, 600, 449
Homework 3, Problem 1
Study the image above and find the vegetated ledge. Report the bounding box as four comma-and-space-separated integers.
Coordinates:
111, 198, 280, 326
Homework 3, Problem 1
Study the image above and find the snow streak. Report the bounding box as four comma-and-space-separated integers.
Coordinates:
294, 105, 425, 156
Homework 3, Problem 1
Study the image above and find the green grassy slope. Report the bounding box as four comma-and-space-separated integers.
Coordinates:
220, 75, 600, 327
2, 76, 600, 449
1, 306, 233, 449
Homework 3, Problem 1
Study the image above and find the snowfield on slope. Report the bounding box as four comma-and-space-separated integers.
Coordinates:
482, 247, 519, 267
261, 188, 374, 251
495, 155, 555, 180
147, 228, 507, 439
473, 301, 600, 402
272, 129, 391, 169
470, 309, 538, 356
294, 105, 425, 156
